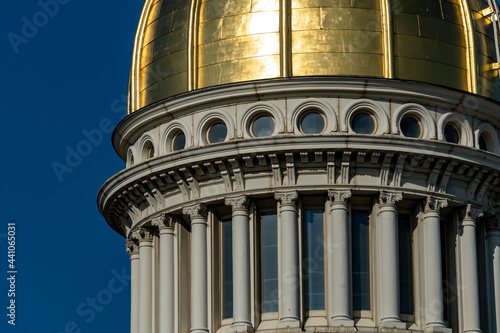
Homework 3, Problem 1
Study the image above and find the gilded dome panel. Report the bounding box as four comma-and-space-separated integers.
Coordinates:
197, 0, 281, 88
129, 0, 500, 113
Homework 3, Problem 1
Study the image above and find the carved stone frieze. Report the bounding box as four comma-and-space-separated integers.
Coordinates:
379, 191, 403, 206
424, 196, 448, 212
225, 196, 248, 211
275, 191, 298, 205
328, 190, 352, 203
125, 239, 139, 257
151, 213, 176, 230
182, 204, 208, 219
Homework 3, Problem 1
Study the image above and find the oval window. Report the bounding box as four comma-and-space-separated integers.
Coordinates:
208, 122, 227, 143
172, 132, 186, 151
252, 115, 275, 137
444, 124, 460, 144
351, 112, 375, 134
300, 112, 325, 134
400, 116, 421, 138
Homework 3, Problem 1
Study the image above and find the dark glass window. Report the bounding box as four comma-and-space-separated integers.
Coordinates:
304, 209, 325, 310
252, 115, 274, 137
398, 214, 413, 314
351, 112, 375, 134
147, 144, 154, 159
172, 132, 186, 151
444, 124, 460, 144
401, 116, 421, 138
352, 209, 370, 310
301, 112, 325, 134
208, 122, 227, 143
261, 212, 278, 312
222, 219, 233, 319
479, 135, 488, 150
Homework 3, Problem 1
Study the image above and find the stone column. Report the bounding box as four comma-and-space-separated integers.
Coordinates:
126, 239, 140, 333
134, 227, 155, 333
422, 196, 451, 333
183, 204, 209, 333
152, 214, 176, 333
458, 205, 483, 333
275, 191, 301, 328
225, 196, 254, 333
378, 191, 406, 329
486, 216, 500, 333
327, 189, 354, 327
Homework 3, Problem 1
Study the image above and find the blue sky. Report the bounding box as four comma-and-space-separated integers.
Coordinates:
1, 1, 143, 332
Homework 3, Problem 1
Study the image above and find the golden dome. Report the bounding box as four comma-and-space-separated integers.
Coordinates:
128, 0, 500, 113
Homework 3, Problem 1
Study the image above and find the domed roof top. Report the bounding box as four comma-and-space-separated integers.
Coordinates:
128, 0, 500, 113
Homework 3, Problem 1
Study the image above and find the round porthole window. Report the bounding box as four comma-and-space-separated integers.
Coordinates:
351, 112, 375, 134
444, 124, 460, 144
208, 122, 227, 143
300, 112, 325, 134
400, 116, 421, 138
252, 115, 275, 137
172, 132, 186, 151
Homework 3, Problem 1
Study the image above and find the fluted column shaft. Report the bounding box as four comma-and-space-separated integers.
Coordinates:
183, 204, 209, 333
152, 215, 176, 333
327, 190, 354, 327
127, 240, 140, 333
135, 228, 154, 333
225, 197, 253, 333
275, 192, 300, 328
486, 218, 500, 333
378, 191, 405, 329
459, 206, 482, 333
422, 197, 450, 332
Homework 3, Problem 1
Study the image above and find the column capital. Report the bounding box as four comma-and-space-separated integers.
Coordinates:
462, 204, 484, 222
486, 216, 500, 231
424, 196, 448, 213
225, 196, 248, 211
151, 213, 177, 230
275, 191, 298, 205
379, 191, 403, 206
328, 189, 352, 204
182, 203, 208, 219
131, 227, 155, 243
126, 239, 139, 258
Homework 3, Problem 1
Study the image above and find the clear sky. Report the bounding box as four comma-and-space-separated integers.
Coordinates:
1, 1, 143, 332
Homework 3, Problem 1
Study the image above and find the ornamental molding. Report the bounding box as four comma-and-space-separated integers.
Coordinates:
225, 196, 248, 211
125, 239, 139, 257
132, 227, 155, 242
328, 190, 352, 203
486, 216, 500, 231
379, 191, 403, 206
425, 196, 448, 212
463, 204, 484, 221
275, 191, 298, 205
151, 213, 176, 230
98, 140, 500, 237
182, 204, 208, 219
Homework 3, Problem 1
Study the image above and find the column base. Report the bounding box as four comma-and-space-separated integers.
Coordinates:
379, 320, 407, 330
329, 318, 355, 327
424, 326, 452, 333
190, 329, 209, 333
276, 319, 301, 329
227, 324, 254, 333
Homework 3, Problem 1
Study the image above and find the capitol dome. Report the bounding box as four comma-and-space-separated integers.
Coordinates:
129, 0, 500, 112
100, 1, 500, 333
